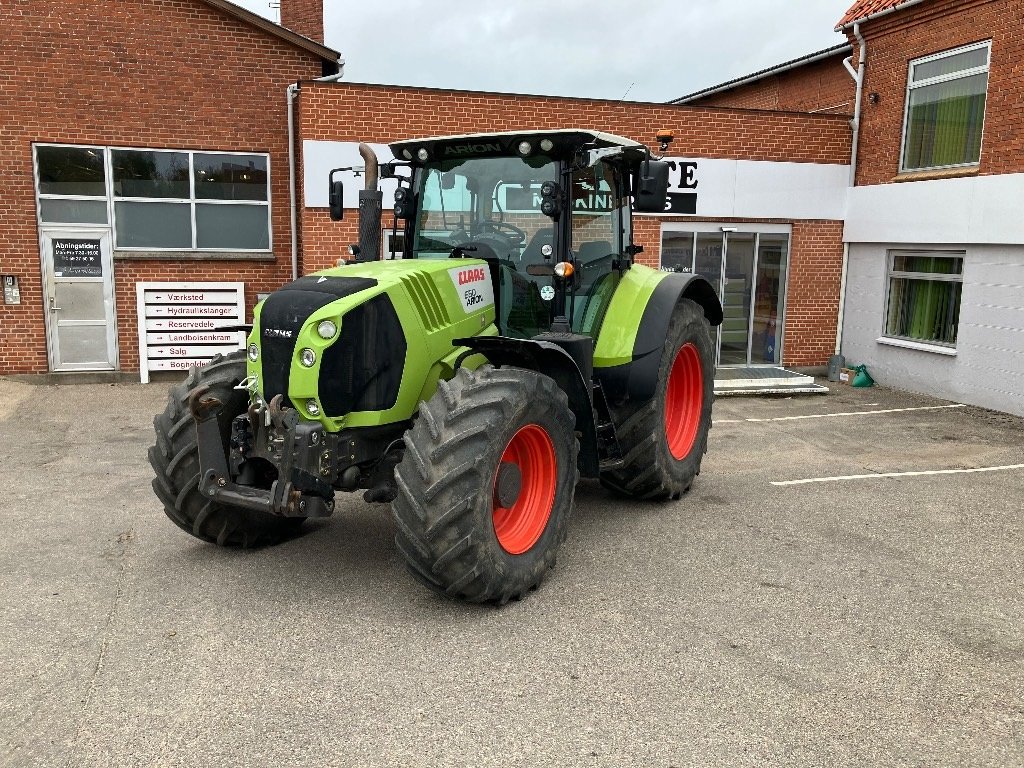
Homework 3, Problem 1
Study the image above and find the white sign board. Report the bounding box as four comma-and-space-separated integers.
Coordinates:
302, 140, 850, 222
136, 282, 246, 383
303, 140, 400, 209
653, 157, 850, 220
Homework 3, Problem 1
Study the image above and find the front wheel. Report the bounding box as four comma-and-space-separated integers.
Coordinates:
600, 298, 715, 500
148, 352, 304, 547
391, 365, 579, 604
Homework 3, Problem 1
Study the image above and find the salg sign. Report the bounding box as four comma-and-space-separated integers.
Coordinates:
135, 282, 246, 383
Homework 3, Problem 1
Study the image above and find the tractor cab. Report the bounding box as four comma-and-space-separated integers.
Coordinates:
386, 130, 665, 340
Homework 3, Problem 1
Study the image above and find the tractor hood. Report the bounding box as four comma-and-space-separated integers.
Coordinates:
248, 259, 497, 427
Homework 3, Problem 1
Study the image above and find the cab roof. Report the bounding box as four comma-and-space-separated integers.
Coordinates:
390, 130, 647, 163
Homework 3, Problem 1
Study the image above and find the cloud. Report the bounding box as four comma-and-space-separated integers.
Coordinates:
232, 0, 849, 102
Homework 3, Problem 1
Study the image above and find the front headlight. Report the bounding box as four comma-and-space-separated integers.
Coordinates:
247, 343, 259, 362
317, 320, 337, 340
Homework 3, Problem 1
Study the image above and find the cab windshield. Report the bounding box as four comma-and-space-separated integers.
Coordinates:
411, 155, 557, 266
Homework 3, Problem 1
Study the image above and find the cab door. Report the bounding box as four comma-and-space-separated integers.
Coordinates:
569, 160, 625, 337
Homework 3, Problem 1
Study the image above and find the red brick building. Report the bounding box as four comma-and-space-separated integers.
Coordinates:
1, 0, 340, 377
2, 0, 856, 380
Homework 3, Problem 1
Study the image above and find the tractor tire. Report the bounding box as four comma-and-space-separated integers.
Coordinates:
148, 351, 304, 548
392, 365, 579, 604
600, 298, 714, 500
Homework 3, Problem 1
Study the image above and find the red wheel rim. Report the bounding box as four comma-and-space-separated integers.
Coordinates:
664, 342, 703, 460
492, 424, 557, 555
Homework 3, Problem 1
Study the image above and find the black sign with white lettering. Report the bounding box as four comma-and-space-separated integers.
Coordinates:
53, 239, 103, 277
663, 160, 699, 214
665, 192, 697, 214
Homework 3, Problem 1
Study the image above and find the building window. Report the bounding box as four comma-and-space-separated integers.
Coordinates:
885, 251, 963, 347
34, 144, 271, 252
901, 42, 990, 172
112, 149, 270, 251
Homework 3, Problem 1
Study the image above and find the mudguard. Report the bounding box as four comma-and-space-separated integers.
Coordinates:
593, 265, 722, 406
454, 335, 601, 478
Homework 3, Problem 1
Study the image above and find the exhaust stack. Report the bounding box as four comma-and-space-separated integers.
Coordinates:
357, 143, 382, 261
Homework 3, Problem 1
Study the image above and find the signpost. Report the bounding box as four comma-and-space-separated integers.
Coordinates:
136, 282, 246, 383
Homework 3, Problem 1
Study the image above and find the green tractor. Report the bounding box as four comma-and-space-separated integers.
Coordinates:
149, 129, 723, 603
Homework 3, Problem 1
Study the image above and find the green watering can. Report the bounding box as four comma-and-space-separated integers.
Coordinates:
852, 364, 874, 388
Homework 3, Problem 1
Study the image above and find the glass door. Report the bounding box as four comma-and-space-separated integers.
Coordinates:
751, 234, 789, 365
660, 225, 791, 367
720, 232, 755, 366
694, 232, 724, 361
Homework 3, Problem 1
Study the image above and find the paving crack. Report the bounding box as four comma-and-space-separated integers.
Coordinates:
62, 527, 135, 768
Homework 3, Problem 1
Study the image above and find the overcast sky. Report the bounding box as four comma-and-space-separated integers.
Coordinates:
233, 0, 850, 102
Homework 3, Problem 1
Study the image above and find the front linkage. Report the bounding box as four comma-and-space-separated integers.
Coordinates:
189, 387, 337, 519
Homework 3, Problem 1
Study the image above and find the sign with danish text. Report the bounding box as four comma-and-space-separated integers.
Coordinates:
136, 282, 246, 383
53, 239, 103, 277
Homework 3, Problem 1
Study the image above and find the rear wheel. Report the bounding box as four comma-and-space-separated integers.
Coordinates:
148, 351, 304, 547
392, 365, 578, 603
600, 298, 714, 500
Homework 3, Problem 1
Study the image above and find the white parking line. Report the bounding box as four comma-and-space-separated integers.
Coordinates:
772, 464, 1024, 487
714, 403, 966, 425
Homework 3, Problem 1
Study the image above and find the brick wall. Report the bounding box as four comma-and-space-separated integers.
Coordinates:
280, 0, 323, 44
686, 51, 855, 115
0, 0, 326, 374
297, 82, 851, 366
848, 0, 1023, 185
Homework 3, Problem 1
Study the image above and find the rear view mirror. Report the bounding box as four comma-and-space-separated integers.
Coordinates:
329, 179, 345, 221
634, 160, 670, 213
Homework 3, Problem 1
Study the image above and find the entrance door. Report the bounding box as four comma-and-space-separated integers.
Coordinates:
661, 225, 790, 367
40, 229, 118, 371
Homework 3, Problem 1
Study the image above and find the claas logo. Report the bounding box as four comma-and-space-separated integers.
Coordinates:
457, 268, 487, 285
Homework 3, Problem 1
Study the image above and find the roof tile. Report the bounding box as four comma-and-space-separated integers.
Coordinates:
836, 0, 921, 30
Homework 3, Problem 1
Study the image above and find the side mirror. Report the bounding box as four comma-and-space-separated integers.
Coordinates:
329, 179, 345, 221
634, 160, 670, 213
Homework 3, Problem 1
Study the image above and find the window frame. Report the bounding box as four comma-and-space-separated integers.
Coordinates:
881, 249, 964, 351
898, 40, 992, 174
33, 143, 272, 253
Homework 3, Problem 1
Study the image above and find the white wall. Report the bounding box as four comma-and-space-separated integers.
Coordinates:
845, 173, 1024, 246
842, 243, 1024, 416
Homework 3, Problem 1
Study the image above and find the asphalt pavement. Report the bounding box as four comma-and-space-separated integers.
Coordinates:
1, 376, 1022, 767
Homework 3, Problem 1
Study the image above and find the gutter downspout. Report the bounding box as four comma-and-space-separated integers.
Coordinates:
286, 56, 346, 280
287, 82, 300, 280
835, 23, 866, 361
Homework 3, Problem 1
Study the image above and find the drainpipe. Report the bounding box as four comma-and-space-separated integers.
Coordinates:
286, 56, 346, 280
287, 82, 300, 280
833, 24, 866, 366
